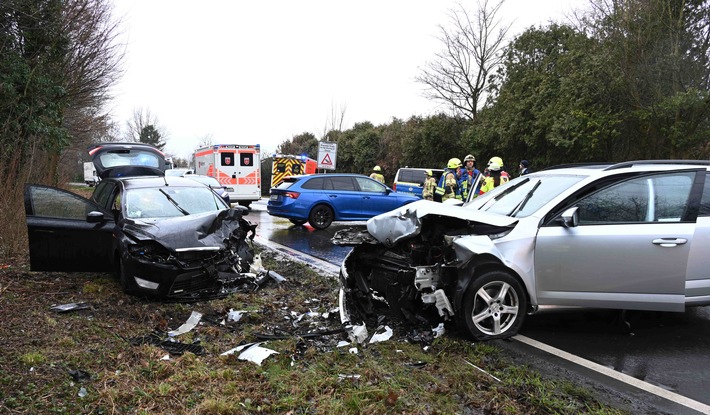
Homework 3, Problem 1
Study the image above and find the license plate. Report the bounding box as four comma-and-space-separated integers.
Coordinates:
270, 194, 279, 201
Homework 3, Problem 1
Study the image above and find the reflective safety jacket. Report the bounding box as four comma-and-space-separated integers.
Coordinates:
479, 175, 509, 195
369, 172, 385, 184
436, 169, 462, 201
422, 176, 436, 200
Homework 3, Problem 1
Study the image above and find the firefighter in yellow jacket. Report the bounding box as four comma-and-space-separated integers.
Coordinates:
479, 162, 509, 195
422, 169, 436, 200
435, 158, 463, 202
369, 165, 385, 183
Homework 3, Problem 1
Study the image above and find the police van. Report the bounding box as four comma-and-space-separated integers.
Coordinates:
392, 167, 444, 199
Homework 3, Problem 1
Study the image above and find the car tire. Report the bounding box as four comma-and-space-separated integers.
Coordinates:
461, 270, 527, 341
308, 204, 333, 230
238, 201, 251, 209
289, 219, 307, 226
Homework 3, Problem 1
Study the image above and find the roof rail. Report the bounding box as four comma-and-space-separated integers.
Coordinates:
604, 160, 710, 170
538, 162, 611, 172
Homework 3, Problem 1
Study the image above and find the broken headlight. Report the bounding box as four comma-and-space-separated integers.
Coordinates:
127, 241, 173, 263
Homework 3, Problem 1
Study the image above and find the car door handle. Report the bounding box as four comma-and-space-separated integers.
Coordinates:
329, 195, 337, 198
362, 196, 370, 199
652, 238, 688, 247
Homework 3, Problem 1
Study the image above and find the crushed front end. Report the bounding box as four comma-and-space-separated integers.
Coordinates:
119, 208, 261, 301
336, 201, 519, 341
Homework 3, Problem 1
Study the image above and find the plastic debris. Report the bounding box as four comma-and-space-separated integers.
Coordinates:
336, 340, 350, 348
221, 342, 279, 366
347, 324, 368, 344
78, 387, 87, 398
168, 311, 202, 337
51, 302, 90, 313
129, 332, 205, 356
368, 326, 393, 344
227, 309, 246, 322
68, 369, 91, 382
464, 359, 501, 382
249, 254, 286, 283
338, 374, 361, 380
348, 347, 358, 354
432, 322, 445, 338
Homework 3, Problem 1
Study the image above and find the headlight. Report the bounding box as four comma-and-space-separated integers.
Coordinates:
128, 241, 172, 263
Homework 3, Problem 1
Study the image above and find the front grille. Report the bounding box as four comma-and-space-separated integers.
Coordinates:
170, 271, 213, 294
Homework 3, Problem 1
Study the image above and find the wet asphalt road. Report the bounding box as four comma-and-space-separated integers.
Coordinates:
247, 200, 710, 413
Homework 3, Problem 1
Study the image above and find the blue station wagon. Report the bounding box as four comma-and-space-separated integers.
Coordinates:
267, 173, 420, 229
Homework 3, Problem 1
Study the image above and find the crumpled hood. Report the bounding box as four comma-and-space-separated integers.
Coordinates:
121, 208, 245, 250
366, 200, 518, 246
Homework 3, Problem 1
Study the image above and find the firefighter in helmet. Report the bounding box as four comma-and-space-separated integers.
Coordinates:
436, 158, 463, 202
461, 154, 480, 200
369, 165, 385, 184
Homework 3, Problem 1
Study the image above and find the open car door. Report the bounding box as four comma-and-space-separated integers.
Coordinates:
24, 185, 115, 272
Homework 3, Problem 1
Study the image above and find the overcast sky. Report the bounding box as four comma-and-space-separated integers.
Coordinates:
109, 0, 586, 159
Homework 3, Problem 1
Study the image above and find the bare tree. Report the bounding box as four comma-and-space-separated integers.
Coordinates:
321, 100, 348, 139
198, 133, 214, 148
417, 0, 511, 121
124, 107, 167, 144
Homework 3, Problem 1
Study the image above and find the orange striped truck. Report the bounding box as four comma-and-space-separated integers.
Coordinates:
193, 144, 261, 208
271, 154, 317, 187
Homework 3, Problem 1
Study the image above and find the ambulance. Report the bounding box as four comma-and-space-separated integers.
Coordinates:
193, 144, 261, 207
271, 154, 317, 187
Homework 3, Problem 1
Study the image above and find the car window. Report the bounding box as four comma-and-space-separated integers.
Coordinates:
301, 177, 324, 190
398, 169, 425, 184
99, 149, 161, 168
29, 187, 97, 219
124, 187, 225, 218
326, 177, 356, 191
93, 181, 117, 209
700, 172, 710, 217
188, 176, 221, 187
470, 175, 585, 218
577, 172, 694, 224
355, 177, 387, 193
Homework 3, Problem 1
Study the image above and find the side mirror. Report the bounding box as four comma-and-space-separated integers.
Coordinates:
559, 207, 579, 228
87, 211, 105, 223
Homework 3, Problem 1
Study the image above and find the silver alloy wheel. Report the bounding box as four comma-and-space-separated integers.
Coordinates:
471, 280, 520, 336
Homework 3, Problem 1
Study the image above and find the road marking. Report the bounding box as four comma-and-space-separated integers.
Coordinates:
513, 334, 710, 414
253, 236, 340, 277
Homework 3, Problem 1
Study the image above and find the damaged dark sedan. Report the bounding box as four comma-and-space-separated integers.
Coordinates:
337, 161, 710, 341
24, 143, 257, 300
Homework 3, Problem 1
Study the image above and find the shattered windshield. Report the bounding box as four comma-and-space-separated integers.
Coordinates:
125, 186, 226, 219
468, 174, 585, 218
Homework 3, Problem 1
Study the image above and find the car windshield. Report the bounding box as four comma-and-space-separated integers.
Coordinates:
124, 186, 226, 219
188, 176, 221, 187
467, 174, 586, 218
165, 169, 192, 177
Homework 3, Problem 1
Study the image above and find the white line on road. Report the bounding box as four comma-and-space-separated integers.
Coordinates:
513, 334, 710, 414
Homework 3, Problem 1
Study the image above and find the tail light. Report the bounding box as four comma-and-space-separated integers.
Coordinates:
285, 191, 300, 199
393, 183, 397, 191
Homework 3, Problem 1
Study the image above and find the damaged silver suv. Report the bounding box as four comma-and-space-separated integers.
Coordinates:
336, 160, 710, 341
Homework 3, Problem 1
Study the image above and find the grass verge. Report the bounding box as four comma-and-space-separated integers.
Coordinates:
0, 247, 629, 415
